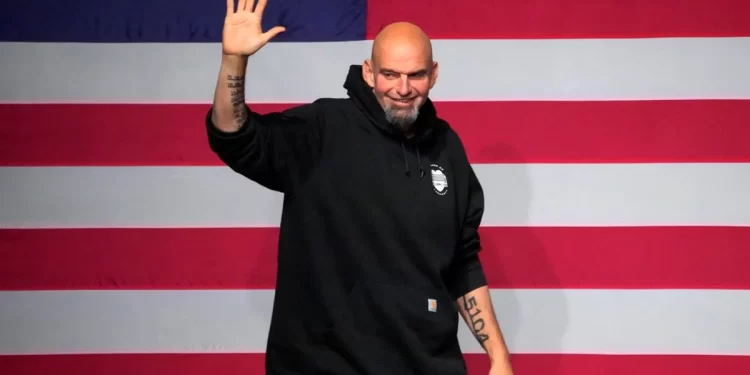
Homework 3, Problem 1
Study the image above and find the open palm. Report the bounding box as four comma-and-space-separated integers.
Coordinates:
223, 0, 285, 56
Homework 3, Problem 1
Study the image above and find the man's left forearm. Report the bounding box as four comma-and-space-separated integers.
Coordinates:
455, 285, 513, 369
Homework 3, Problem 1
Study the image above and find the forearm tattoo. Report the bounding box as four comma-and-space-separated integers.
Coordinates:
227, 74, 247, 126
461, 295, 489, 346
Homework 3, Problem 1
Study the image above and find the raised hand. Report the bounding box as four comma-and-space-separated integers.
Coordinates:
223, 0, 286, 56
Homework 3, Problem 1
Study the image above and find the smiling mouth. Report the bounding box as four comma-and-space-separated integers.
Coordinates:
392, 98, 414, 104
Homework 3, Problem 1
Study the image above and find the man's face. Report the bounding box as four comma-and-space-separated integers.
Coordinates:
363, 43, 438, 131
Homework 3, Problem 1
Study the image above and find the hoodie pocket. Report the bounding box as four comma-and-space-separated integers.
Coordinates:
324, 281, 464, 373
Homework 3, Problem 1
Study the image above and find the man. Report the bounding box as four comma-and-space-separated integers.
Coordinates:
207, 0, 515, 374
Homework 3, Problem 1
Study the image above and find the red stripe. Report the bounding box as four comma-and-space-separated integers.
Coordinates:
2, 226, 748, 291
366, 0, 750, 39
443, 100, 750, 164
479, 226, 750, 289
0, 228, 280, 291
2, 100, 749, 166
1, 353, 749, 374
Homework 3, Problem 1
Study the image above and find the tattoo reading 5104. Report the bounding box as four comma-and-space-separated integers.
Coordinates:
461, 295, 489, 346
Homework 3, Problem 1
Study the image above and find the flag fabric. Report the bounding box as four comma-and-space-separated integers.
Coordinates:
2, 0, 750, 374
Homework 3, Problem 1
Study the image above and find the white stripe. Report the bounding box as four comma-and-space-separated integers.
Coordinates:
2, 163, 749, 228
1, 38, 749, 103
1, 289, 748, 355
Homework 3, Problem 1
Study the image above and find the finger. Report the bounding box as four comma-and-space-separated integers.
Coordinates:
254, 0, 267, 14
238, 0, 248, 11
263, 26, 286, 42
226, 0, 234, 15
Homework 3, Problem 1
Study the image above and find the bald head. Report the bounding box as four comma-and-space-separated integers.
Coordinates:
362, 22, 438, 132
371, 22, 433, 65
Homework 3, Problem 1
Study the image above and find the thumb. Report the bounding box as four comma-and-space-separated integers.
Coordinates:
263, 26, 286, 42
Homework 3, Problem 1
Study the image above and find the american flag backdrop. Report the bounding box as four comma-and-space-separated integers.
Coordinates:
2, 0, 750, 374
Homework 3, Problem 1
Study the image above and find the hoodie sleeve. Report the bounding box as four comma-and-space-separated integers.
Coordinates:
445, 158, 489, 301
205, 101, 325, 193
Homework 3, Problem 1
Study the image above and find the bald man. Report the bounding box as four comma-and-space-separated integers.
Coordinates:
206, 1, 514, 374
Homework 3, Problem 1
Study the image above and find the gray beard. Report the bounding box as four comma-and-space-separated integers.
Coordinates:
384, 103, 420, 131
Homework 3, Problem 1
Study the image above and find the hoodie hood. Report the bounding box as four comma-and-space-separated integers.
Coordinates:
343, 64, 443, 177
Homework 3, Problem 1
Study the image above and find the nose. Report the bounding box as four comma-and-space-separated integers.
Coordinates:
395, 76, 411, 96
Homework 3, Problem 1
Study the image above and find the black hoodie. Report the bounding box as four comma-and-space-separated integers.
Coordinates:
206, 65, 488, 375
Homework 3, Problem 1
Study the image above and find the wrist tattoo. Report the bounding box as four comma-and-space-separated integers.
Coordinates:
227, 75, 247, 126
462, 295, 489, 346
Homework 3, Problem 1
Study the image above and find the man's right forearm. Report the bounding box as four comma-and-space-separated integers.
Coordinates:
211, 54, 250, 132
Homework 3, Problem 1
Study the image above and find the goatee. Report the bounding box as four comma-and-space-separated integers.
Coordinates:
384, 103, 419, 131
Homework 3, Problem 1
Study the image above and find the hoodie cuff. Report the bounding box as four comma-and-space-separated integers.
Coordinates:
205, 105, 255, 139
447, 254, 488, 300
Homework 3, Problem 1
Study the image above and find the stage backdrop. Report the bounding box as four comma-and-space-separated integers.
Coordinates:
2, 0, 750, 374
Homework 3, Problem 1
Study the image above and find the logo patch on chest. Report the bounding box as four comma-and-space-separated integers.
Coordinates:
430, 164, 448, 195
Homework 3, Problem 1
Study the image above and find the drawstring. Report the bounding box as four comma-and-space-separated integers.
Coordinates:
401, 142, 409, 176
416, 148, 424, 178
400, 141, 425, 178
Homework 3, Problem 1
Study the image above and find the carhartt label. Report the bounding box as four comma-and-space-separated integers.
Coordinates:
428, 298, 437, 312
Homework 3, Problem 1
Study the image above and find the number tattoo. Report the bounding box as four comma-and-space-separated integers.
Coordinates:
461, 295, 489, 346
227, 75, 247, 126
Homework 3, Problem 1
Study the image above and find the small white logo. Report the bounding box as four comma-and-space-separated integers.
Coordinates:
428, 298, 437, 312
430, 164, 448, 195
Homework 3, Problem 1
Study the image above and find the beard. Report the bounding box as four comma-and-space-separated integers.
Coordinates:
384, 101, 420, 131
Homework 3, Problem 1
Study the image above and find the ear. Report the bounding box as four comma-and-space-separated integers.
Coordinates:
429, 61, 439, 89
362, 59, 375, 88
